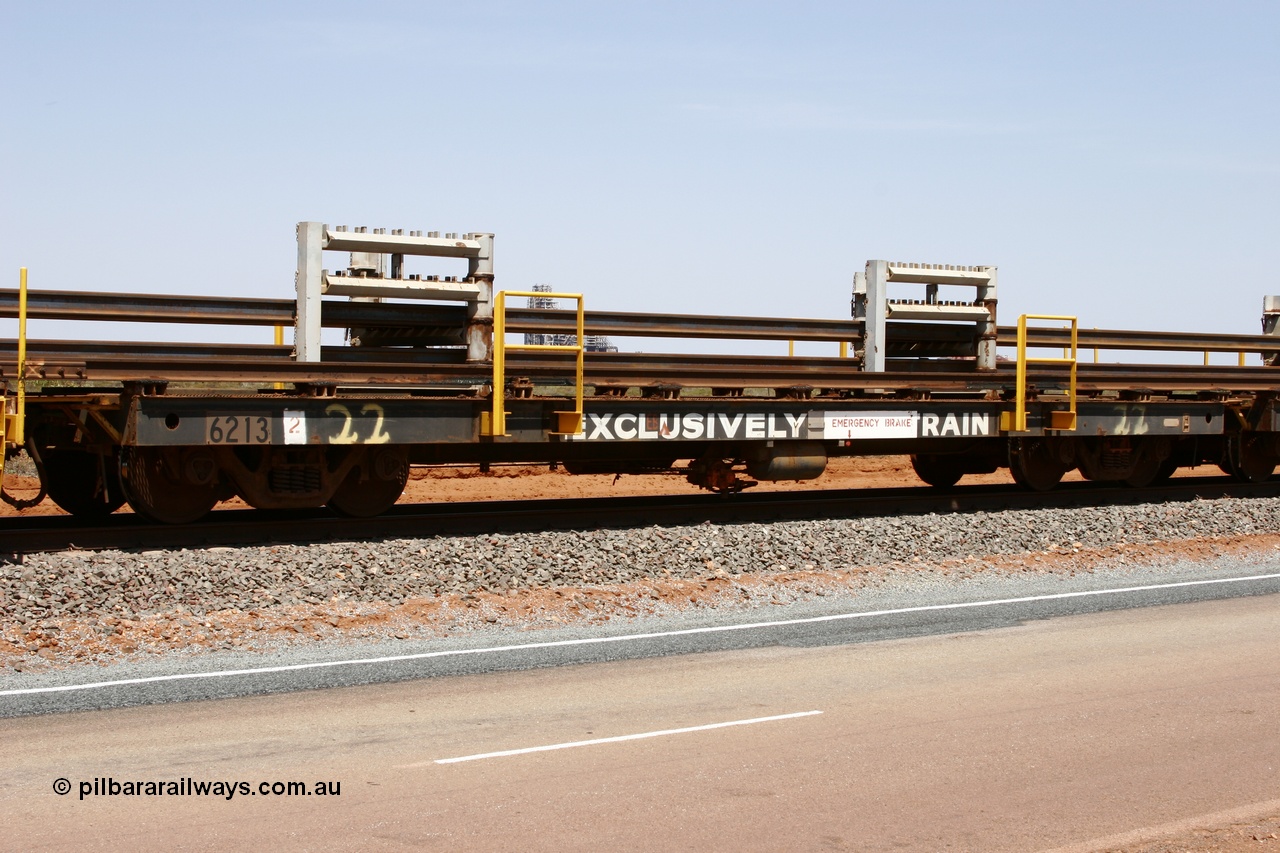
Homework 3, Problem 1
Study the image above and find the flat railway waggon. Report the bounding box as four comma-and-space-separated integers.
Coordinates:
3, 222, 1280, 523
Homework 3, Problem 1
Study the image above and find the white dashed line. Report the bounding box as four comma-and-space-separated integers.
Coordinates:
420, 710, 824, 765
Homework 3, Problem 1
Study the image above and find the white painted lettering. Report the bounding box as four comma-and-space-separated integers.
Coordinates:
581, 409, 982, 442
717, 413, 744, 438
587, 414, 614, 440
614, 413, 638, 440
823, 411, 918, 440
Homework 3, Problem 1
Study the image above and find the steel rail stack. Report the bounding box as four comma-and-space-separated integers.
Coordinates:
3, 220, 1280, 524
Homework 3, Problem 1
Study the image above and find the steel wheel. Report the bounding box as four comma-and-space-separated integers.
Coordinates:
1122, 439, 1170, 489
119, 446, 220, 524
1149, 456, 1179, 484
1008, 438, 1067, 492
910, 454, 963, 488
1224, 433, 1277, 483
42, 449, 126, 517
327, 446, 408, 518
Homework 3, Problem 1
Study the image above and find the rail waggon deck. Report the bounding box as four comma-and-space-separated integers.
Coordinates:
3, 221, 1279, 522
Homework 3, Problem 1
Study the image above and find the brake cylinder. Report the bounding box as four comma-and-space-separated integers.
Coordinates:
745, 441, 828, 481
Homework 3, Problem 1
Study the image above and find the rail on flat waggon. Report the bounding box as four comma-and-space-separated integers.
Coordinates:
3, 222, 1280, 522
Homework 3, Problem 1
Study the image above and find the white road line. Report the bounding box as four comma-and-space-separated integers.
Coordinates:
420, 710, 824, 766
2, 571, 1278, 698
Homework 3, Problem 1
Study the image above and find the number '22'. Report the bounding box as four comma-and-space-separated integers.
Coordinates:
325, 403, 390, 444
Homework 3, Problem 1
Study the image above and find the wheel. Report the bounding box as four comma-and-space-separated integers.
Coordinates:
910, 454, 963, 488
119, 446, 221, 524
1121, 456, 1161, 488
42, 449, 126, 517
1224, 433, 1277, 484
327, 446, 409, 517
1122, 439, 1170, 488
1149, 456, 1179, 484
1008, 438, 1067, 492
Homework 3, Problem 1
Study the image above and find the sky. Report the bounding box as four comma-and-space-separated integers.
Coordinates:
4, 1, 1279, 359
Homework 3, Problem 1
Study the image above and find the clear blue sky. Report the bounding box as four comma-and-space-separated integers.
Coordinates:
4, 1, 1278, 356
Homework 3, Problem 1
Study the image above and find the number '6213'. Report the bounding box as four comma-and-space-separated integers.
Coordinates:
206, 415, 271, 444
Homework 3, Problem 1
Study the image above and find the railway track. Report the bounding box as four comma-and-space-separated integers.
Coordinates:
5, 475, 1279, 556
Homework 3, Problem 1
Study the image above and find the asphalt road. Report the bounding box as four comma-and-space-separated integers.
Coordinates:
3, 592, 1279, 851
2, 565, 1279, 717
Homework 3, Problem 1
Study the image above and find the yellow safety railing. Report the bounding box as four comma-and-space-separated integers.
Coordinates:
273, 324, 285, 390
1, 268, 28, 498
1014, 313, 1077, 432
3, 268, 28, 446
488, 290, 584, 437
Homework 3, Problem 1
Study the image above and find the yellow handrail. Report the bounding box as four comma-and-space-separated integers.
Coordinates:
1015, 313, 1077, 432
273, 324, 284, 390
1, 268, 27, 498
5, 268, 27, 447
488, 290, 585, 437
